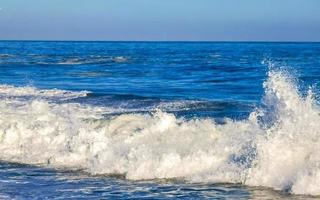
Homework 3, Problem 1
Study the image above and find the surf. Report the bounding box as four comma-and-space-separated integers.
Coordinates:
0, 69, 319, 196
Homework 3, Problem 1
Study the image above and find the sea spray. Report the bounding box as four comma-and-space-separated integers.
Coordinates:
245, 70, 320, 195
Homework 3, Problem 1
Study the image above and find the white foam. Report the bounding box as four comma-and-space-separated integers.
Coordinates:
56, 56, 128, 65
0, 85, 89, 100
0, 69, 320, 196
113, 56, 128, 63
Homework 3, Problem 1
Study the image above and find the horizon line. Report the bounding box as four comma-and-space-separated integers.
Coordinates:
0, 39, 320, 43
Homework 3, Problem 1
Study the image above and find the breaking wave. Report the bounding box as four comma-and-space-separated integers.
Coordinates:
0, 85, 89, 100
0, 54, 129, 65
0, 70, 319, 196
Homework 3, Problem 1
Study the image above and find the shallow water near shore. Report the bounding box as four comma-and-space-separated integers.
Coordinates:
1, 41, 320, 199
0, 162, 318, 199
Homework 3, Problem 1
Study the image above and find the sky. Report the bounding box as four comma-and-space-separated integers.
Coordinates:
0, 0, 319, 41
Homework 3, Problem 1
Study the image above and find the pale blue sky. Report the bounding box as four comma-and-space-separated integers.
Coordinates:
0, 0, 319, 41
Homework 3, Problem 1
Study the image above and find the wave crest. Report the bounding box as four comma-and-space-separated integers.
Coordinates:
0, 85, 89, 100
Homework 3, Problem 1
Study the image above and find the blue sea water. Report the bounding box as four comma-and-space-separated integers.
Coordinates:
0, 41, 320, 199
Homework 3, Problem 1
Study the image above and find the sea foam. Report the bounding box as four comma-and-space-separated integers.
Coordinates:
0, 85, 89, 100
0, 70, 319, 195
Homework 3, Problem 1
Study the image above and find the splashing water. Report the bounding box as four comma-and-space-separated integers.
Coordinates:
0, 70, 319, 196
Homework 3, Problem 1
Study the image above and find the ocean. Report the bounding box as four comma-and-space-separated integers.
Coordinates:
0, 41, 320, 199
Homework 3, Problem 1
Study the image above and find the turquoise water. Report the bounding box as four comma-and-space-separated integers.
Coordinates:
0, 41, 320, 199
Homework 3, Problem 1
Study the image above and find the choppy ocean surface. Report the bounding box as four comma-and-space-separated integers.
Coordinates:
0, 41, 320, 199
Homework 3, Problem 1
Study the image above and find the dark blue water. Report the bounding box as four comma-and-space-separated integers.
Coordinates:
0, 41, 320, 199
